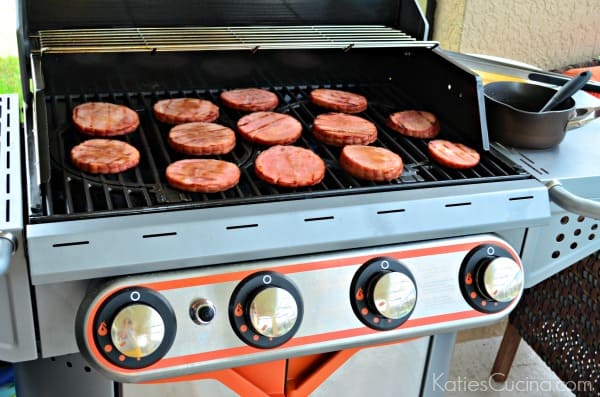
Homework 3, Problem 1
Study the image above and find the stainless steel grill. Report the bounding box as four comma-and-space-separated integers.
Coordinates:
34, 25, 434, 54
6, 0, 599, 396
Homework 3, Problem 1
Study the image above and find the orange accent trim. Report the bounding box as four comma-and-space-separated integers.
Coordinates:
139, 241, 482, 291
84, 239, 520, 375
145, 367, 278, 396
286, 349, 359, 397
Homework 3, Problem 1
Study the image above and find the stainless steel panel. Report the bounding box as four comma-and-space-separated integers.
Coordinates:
27, 179, 549, 285
314, 338, 430, 397
77, 234, 522, 382
0, 94, 37, 362
35, 281, 89, 357
521, 207, 600, 287
121, 339, 430, 397
15, 353, 116, 397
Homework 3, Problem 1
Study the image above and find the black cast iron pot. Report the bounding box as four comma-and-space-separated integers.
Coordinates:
484, 81, 600, 149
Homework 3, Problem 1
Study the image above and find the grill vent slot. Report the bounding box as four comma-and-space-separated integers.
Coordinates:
142, 232, 177, 239
226, 224, 259, 230
509, 195, 534, 201
377, 209, 406, 215
445, 202, 471, 208
52, 241, 90, 248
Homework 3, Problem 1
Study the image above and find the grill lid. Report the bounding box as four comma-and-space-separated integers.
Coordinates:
21, 0, 428, 40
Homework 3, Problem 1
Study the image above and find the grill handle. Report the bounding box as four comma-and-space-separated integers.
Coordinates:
546, 180, 600, 220
0, 233, 17, 276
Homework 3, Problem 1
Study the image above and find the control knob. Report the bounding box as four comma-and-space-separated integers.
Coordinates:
460, 244, 523, 313
477, 257, 523, 303
229, 271, 303, 348
350, 257, 417, 330
81, 287, 177, 369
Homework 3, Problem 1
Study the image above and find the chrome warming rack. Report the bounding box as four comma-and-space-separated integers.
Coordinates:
32, 25, 437, 54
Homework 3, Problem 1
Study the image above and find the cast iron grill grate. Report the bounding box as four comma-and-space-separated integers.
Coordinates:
37, 83, 529, 222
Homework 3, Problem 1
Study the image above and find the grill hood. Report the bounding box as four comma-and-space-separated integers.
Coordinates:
19, 0, 428, 40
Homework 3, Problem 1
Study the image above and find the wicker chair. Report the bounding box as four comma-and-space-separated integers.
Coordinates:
491, 251, 600, 395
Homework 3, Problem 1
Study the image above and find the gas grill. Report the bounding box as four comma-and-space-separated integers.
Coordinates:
2, 0, 600, 396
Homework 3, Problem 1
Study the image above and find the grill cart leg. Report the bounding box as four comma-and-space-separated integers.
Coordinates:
490, 322, 522, 382
14, 353, 118, 397
420, 332, 457, 397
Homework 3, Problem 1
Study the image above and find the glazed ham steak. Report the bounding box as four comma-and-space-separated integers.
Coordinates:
427, 139, 480, 169
387, 110, 440, 139
254, 145, 326, 188
339, 145, 403, 181
72, 102, 139, 136
310, 88, 368, 113
166, 159, 240, 193
312, 113, 377, 146
168, 122, 236, 156
237, 111, 302, 145
153, 98, 219, 124
220, 88, 279, 112
71, 139, 140, 174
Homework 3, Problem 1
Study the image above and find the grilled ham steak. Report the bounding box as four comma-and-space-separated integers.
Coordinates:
220, 88, 279, 111
71, 139, 140, 174
254, 145, 325, 188
387, 110, 440, 139
72, 102, 139, 136
237, 111, 302, 145
312, 113, 377, 146
166, 159, 240, 193
339, 145, 403, 181
428, 139, 480, 169
153, 98, 219, 124
168, 122, 236, 155
310, 88, 368, 113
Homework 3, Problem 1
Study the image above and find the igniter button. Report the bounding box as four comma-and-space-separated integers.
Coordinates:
190, 299, 216, 325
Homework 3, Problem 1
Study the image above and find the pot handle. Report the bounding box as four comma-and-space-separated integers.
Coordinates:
567, 106, 600, 130
546, 180, 600, 220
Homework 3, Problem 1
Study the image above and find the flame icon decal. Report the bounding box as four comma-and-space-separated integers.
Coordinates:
234, 303, 244, 317
465, 273, 473, 285
356, 288, 364, 301
97, 321, 108, 336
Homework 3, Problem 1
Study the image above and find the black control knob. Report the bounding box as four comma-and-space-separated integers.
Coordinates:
460, 244, 523, 313
350, 257, 417, 330
229, 271, 303, 349
190, 299, 216, 325
90, 287, 176, 369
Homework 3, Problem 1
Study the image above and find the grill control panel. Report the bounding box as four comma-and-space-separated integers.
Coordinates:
76, 234, 522, 383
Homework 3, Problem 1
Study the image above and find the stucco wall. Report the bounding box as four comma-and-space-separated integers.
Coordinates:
433, 0, 600, 70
